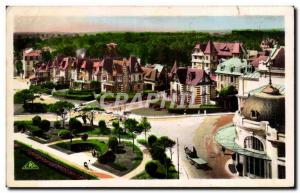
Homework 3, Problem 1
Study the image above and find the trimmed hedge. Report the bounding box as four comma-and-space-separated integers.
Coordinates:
53, 90, 94, 101
23, 103, 49, 113
167, 105, 223, 114
58, 129, 72, 139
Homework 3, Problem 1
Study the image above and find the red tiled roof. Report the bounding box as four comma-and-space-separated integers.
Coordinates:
23, 49, 41, 57
272, 47, 285, 69
250, 55, 268, 68
195, 41, 245, 57
204, 40, 218, 54
213, 42, 244, 56
186, 68, 208, 86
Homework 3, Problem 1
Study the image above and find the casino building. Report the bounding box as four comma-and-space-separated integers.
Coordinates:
215, 80, 285, 179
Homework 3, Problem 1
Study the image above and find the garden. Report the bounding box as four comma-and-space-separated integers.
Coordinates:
134, 135, 178, 179
14, 141, 97, 180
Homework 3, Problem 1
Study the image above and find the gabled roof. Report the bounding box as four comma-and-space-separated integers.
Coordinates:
194, 41, 245, 57
250, 55, 269, 68
204, 40, 218, 54
172, 67, 211, 86
23, 49, 42, 57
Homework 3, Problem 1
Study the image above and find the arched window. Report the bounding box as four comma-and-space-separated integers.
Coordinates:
244, 136, 264, 151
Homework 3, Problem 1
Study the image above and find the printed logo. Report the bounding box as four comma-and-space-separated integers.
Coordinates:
22, 161, 39, 170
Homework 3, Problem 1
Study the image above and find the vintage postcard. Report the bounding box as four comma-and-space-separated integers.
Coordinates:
6, 6, 294, 188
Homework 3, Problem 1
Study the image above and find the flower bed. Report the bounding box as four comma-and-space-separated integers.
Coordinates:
15, 141, 96, 180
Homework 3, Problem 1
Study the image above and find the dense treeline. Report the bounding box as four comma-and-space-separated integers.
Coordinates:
14, 30, 284, 68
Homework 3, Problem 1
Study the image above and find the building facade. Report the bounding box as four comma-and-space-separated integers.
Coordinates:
215, 83, 285, 179
169, 63, 215, 105
142, 64, 168, 91
215, 58, 254, 91
191, 41, 247, 72
22, 48, 42, 78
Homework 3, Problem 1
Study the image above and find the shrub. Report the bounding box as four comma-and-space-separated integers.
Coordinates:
54, 121, 61, 129
108, 136, 118, 152
69, 118, 82, 132
58, 129, 72, 139
148, 135, 157, 147
150, 145, 166, 163
98, 120, 106, 130
145, 161, 159, 177
23, 103, 48, 113
137, 139, 148, 147
27, 125, 42, 136
99, 120, 110, 135
32, 115, 42, 126
14, 120, 32, 132
81, 134, 88, 141
52, 90, 94, 101
98, 150, 116, 164
39, 120, 50, 132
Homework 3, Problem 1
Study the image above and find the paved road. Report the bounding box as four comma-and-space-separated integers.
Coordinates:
146, 116, 205, 179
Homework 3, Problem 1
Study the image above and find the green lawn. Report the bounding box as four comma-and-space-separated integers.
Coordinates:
93, 141, 143, 176
14, 141, 97, 180
15, 146, 73, 180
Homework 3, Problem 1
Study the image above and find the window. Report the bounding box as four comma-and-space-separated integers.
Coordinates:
244, 136, 264, 151
241, 68, 245, 73
230, 76, 234, 83
278, 165, 286, 179
251, 110, 260, 119
190, 72, 196, 80
205, 56, 208, 60
277, 143, 285, 157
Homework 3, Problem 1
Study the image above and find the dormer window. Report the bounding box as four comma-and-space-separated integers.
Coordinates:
230, 67, 235, 72
220, 66, 225, 71
240, 68, 245, 73
251, 110, 260, 119
190, 72, 196, 80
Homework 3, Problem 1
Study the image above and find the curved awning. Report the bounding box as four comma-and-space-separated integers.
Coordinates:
215, 125, 270, 160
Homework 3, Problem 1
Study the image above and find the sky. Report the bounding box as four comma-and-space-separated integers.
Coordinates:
15, 16, 284, 33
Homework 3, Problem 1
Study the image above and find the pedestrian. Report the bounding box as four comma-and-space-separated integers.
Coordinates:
83, 161, 88, 169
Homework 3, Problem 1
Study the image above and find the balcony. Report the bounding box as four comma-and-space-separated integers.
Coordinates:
234, 113, 266, 132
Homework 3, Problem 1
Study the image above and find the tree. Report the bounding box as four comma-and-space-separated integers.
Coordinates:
41, 50, 52, 63
80, 105, 97, 127
108, 136, 119, 152
32, 115, 42, 126
90, 81, 101, 93
125, 118, 141, 152
68, 118, 82, 144
139, 117, 151, 141
148, 135, 157, 147
112, 120, 121, 143
98, 120, 106, 130
145, 161, 158, 177
54, 121, 61, 129
16, 60, 23, 75
49, 101, 74, 128
81, 133, 88, 141
159, 136, 176, 161
14, 89, 36, 105
39, 119, 50, 132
